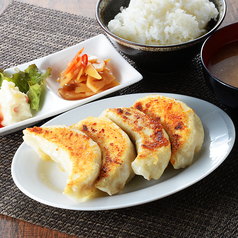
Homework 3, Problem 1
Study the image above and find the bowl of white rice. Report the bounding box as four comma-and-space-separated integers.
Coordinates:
96, 0, 226, 72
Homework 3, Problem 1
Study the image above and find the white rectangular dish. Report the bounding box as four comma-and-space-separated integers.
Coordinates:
0, 34, 142, 135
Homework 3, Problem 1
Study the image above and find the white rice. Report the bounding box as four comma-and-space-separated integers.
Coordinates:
108, 0, 218, 45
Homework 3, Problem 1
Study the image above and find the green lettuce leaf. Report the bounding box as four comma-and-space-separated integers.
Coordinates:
0, 64, 51, 111
0, 70, 4, 87
0, 68, 29, 93
25, 64, 51, 85
27, 82, 43, 111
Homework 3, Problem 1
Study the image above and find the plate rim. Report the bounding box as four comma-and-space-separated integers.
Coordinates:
11, 92, 236, 210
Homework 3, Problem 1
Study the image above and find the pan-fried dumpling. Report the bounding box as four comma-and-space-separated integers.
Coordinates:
133, 94, 204, 169
101, 107, 171, 180
23, 125, 101, 202
73, 116, 136, 195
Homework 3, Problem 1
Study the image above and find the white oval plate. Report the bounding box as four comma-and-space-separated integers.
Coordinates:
11, 93, 235, 210
0, 34, 142, 135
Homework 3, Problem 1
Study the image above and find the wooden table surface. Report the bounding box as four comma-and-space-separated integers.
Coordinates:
0, 0, 238, 237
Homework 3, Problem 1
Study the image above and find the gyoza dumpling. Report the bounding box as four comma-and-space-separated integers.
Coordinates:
73, 116, 136, 195
101, 107, 171, 180
133, 94, 204, 169
23, 125, 101, 202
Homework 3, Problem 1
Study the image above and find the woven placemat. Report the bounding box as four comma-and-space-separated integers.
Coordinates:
1, 1, 238, 237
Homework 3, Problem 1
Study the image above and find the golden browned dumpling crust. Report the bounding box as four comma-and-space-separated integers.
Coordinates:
73, 116, 136, 195
101, 107, 171, 180
133, 94, 204, 169
23, 125, 101, 202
